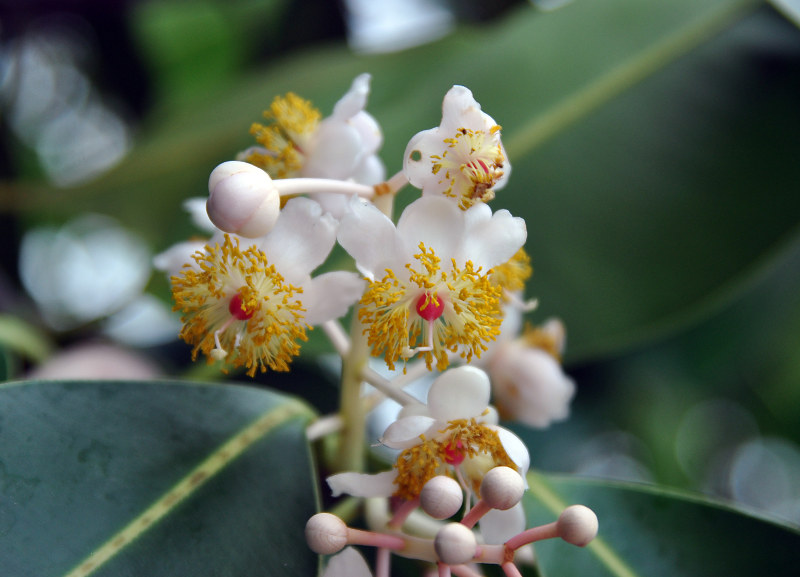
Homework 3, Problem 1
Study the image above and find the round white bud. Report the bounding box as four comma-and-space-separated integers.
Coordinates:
207, 161, 280, 238
479, 466, 525, 511
305, 513, 348, 555
557, 505, 598, 547
420, 476, 463, 520
434, 523, 477, 565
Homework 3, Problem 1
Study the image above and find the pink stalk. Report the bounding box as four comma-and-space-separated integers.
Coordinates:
388, 498, 421, 530
504, 522, 559, 551
460, 501, 491, 529
346, 527, 406, 551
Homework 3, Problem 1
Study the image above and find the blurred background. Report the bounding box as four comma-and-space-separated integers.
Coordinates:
1, 0, 799, 527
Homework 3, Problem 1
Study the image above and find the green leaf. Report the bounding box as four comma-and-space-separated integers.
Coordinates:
0, 380, 319, 577
525, 473, 800, 577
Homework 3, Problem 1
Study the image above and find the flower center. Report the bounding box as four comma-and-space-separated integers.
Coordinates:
228, 292, 255, 320
415, 292, 445, 321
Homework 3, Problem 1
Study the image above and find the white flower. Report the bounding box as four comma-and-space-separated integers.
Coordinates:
337, 195, 526, 371
327, 366, 530, 501
403, 85, 509, 209
170, 197, 364, 376
240, 73, 384, 218
485, 315, 575, 428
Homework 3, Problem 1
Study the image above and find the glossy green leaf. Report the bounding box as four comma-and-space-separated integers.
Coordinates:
524, 473, 800, 576
3, 0, 799, 363
0, 380, 319, 577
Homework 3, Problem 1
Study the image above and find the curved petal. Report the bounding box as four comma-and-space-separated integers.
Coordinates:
440, 85, 494, 134
323, 548, 374, 577
479, 503, 527, 545
183, 197, 217, 233
403, 127, 441, 189
349, 111, 383, 156
460, 206, 526, 271
490, 345, 575, 429
153, 240, 206, 276
303, 119, 362, 180
302, 271, 365, 325
493, 426, 531, 481
337, 197, 402, 280
327, 470, 397, 498
259, 197, 337, 280
332, 73, 370, 120
395, 196, 464, 262
381, 415, 437, 449
427, 365, 490, 422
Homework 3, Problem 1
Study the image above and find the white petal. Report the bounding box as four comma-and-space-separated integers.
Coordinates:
303, 119, 362, 180
490, 345, 575, 428
323, 548, 374, 577
332, 73, 370, 120
395, 196, 464, 262
337, 197, 402, 280
182, 197, 217, 233
302, 271, 365, 325
352, 153, 386, 186
327, 470, 397, 498
440, 85, 494, 134
381, 415, 436, 449
152, 240, 205, 276
259, 197, 337, 281
349, 111, 383, 156
493, 426, 530, 480
460, 205, 526, 271
427, 366, 490, 422
403, 127, 441, 189
479, 503, 527, 545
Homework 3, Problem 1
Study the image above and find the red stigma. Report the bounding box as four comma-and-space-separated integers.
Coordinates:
444, 441, 465, 466
228, 293, 254, 320
415, 292, 445, 322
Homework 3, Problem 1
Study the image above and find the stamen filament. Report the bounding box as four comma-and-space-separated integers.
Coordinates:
274, 178, 376, 199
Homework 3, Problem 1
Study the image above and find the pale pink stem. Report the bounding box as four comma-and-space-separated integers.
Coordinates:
321, 319, 351, 357
438, 562, 452, 577
451, 564, 484, 577
460, 500, 491, 529
375, 547, 391, 577
501, 561, 524, 577
504, 522, 559, 551
346, 527, 406, 550
275, 178, 376, 199
388, 498, 420, 530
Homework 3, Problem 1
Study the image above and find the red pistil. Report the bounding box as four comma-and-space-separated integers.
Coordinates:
415, 292, 445, 321
444, 440, 465, 466
228, 293, 255, 320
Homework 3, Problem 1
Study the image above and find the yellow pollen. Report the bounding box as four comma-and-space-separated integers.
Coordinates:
491, 248, 532, 297
244, 92, 321, 179
392, 418, 516, 500
171, 234, 309, 377
521, 323, 562, 362
430, 126, 505, 210
358, 243, 502, 372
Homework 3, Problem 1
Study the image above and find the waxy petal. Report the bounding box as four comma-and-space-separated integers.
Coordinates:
460, 205, 527, 271
493, 426, 531, 480
327, 470, 397, 498
259, 197, 337, 281
381, 415, 437, 449
427, 366, 491, 423
479, 503, 527, 545
395, 196, 464, 262
323, 548, 374, 577
302, 271, 365, 326
337, 197, 403, 280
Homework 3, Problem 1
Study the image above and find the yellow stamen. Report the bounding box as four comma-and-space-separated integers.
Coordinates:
430, 126, 505, 210
392, 418, 516, 500
244, 92, 321, 179
491, 247, 532, 296
520, 323, 562, 362
358, 243, 502, 372
171, 234, 308, 377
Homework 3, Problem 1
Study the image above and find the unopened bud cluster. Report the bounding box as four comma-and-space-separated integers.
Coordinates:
307, 467, 598, 577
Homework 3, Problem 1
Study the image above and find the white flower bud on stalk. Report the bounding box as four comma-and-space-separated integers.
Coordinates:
207, 161, 280, 238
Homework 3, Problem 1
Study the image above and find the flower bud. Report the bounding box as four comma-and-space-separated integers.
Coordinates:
557, 505, 598, 547
420, 475, 463, 520
479, 466, 524, 511
207, 161, 280, 238
305, 513, 348, 555
434, 522, 477, 565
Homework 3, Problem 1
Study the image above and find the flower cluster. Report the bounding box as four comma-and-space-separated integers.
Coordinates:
158, 76, 590, 577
